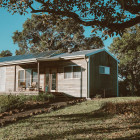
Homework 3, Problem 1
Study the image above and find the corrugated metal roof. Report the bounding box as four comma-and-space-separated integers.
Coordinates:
0, 50, 57, 63
0, 48, 118, 65
50, 49, 102, 58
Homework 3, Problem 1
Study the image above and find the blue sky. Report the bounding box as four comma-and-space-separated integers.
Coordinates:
0, 8, 114, 55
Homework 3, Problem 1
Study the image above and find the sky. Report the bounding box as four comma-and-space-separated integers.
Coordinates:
0, 8, 115, 55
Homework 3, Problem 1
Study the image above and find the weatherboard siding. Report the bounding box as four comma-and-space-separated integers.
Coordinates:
89, 51, 117, 97
4, 66, 15, 92
57, 59, 87, 97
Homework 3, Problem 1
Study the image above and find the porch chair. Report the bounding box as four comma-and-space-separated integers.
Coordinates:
29, 82, 37, 91
19, 82, 26, 91
29, 82, 42, 91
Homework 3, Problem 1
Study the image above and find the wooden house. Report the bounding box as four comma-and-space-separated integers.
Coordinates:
0, 48, 119, 98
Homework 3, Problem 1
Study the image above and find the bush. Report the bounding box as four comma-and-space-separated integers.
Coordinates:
0, 93, 55, 113
0, 95, 25, 113
29, 93, 55, 102
100, 100, 140, 115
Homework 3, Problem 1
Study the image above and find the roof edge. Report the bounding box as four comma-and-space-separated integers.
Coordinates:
0, 58, 37, 67
86, 48, 119, 62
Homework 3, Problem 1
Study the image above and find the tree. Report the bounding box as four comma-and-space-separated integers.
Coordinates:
0, 50, 12, 57
0, 0, 140, 36
109, 25, 140, 96
12, 14, 104, 54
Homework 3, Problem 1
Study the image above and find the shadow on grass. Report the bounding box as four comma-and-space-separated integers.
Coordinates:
23, 125, 140, 140
112, 133, 140, 140
21, 108, 140, 140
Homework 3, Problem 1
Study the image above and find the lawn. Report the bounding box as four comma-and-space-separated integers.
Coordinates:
0, 97, 140, 140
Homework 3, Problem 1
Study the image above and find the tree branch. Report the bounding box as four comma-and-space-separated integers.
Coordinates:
31, 8, 140, 32
116, 0, 140, 14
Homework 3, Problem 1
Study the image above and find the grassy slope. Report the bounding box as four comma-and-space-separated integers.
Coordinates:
0, 97, 140, 140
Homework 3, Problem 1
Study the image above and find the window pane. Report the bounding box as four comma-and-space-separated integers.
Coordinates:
73, 66, 81, 78
64, 67, 72, 79
32, 69, 38, 82
19, 70, 24, 80
25, 69, 32, 87
18, 70, 25, 87
52, 73, 56, 90
105, 67, 110, 74
99, 66, 104, 74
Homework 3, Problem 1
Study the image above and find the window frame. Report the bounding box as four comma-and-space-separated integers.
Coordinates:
99, 66, 110, 75
64, 65, 81, 79
18, 68, 38, 88
18, 69, 25, 88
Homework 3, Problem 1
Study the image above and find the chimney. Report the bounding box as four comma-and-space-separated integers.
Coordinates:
68, 48, 72, 53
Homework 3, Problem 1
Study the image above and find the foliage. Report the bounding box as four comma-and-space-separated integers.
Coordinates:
0, 97, 140, 139
119, 80, 130, 96
0, 95, 25, 113
94, 94, 102, 99
12, 14, 104, 54
0, 50, 12, 57
28, 93, 55, 102
0, 0, 140, 36
109, 25, 140, 96
0, 93, 55, 113
100, 100, 140, 115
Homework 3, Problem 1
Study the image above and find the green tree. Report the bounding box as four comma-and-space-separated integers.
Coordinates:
0, 50, 12, 57
0, 0, 140, 36
109, 25, 140, 96
12, 14, 104, 55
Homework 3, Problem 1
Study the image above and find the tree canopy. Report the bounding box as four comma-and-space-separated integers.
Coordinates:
0, 50, 12, 57
12, 14, 104, 55
109, 25, 140, 95
0, 0, 140, 36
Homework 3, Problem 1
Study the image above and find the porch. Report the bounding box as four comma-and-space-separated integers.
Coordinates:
14, 61, 59, 93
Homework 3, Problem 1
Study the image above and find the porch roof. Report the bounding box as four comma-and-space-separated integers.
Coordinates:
0, 50, 57, 66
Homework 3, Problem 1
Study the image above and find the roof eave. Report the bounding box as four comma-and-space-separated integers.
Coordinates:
0, 58, 37, 67
86, 48, 120, 62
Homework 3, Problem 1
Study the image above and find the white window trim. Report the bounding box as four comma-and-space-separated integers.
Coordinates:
99, 66, 110, 75
64, 65, 82, 79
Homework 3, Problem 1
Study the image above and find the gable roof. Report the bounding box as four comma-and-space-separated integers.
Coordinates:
38, 48, 119, 62
0, 48, 119, 66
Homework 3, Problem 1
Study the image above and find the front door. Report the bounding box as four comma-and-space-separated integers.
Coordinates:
45, 68, 57, 92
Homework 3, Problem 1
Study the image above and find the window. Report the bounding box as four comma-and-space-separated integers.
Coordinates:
25, 69, 32, 87
32, 69, 38, 83
73, 66, 81, 78
18, 70, 25, 87
99, 66, 110, 75
64, 66, 73, 79
18, 69, 38, 88
64, 66, 81, 79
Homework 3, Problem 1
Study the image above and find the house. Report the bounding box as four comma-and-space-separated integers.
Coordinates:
0, 48, 119, 98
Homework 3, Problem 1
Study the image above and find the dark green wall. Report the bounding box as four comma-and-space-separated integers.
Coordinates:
90, 51, 117, 97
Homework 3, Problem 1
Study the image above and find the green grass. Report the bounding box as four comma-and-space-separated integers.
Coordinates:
0, 97, 140, 140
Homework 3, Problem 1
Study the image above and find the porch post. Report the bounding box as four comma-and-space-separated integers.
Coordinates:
14, 65, 16, 91
37, 61, 40, 93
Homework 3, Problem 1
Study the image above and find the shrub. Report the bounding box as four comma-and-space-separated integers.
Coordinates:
28, 93, 55, 102
0, 95, 25, 113
0, 93, 55, 113
100, 100, 140, 115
